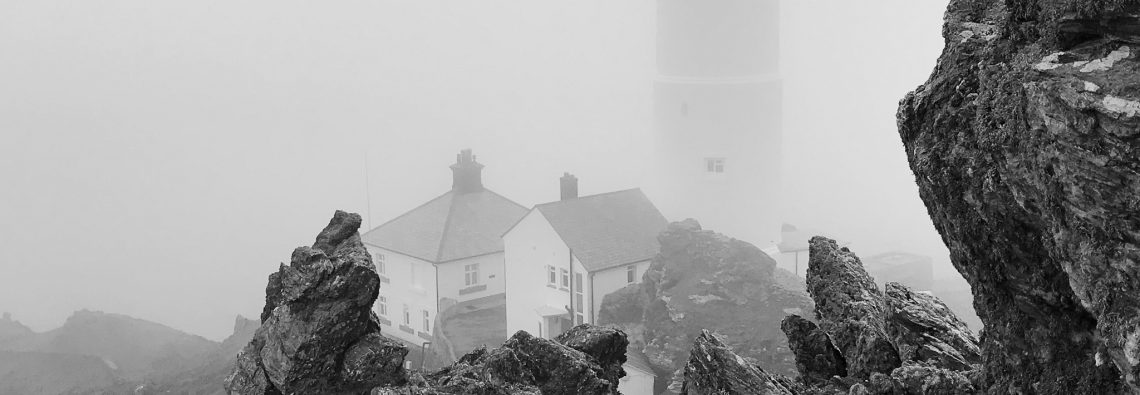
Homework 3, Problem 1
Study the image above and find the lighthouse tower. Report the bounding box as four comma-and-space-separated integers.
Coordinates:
648, 0, 782, 248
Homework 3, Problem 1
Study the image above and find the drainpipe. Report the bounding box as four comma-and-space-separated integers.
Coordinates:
588, 271, 596, 324
568, 247, 575, 326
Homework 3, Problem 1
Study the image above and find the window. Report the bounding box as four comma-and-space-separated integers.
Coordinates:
574, 272, 585, 325
547, 266, 557, 285
422, 310, 431, 332
626, 265, 637, 284
464, 263, 480, 286
375, 253, 386, 274
560, 268, 569, 290
377, 296, 388, 316
403, 304, 410, 325
705, 157, 725, 173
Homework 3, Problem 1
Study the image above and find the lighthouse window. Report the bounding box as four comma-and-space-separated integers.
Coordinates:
705, 158, 725, 173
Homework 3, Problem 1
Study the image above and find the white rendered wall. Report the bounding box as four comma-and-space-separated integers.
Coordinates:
436, 252, 505, 303
503, 210, 576, 339
588, 259, 651, 322
364, 244, 439, 346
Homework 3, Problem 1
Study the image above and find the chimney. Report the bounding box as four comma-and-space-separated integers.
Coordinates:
560, 172, 578, 201
450, 149, 484, 194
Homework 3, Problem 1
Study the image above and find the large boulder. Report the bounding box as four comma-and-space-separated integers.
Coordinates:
376, 325, 629, 395
225, 211, 407, 395
598, 219, 814, 391
898, 0, 1140, 392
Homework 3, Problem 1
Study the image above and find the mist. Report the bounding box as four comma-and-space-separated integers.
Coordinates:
1, 0, 952, 342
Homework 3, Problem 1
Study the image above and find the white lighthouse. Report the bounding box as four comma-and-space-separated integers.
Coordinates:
648, 0, 783, 249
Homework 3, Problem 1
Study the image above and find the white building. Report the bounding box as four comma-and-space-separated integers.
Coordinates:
361, 149, 528, 346
503, 174, 667, 394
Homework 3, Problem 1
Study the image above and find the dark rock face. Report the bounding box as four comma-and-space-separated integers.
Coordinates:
377, 326, 628, 395
680, 330, 796, 395
781, 315, 845, 385
225, 211, 408, 395
599, 219, 814, 391
806, 237, 900, 378
898, 0, 1140, 392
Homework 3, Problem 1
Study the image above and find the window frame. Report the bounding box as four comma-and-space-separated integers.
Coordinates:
403, 304, 410, 325
626, 265, 636, 284
559, 268, 570, 290
422, 310, 431, 332
705, 157, 726, 174
464, 263, 480, 286
375, 252, 386, 274
377, 296, 388, 316
547, 265, 557, 285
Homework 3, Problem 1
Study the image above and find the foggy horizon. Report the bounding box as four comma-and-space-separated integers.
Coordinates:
1, 0, 953, 341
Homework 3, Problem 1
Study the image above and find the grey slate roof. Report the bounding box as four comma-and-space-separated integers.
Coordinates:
535, 188, 668, 272
361, 189, 528, 263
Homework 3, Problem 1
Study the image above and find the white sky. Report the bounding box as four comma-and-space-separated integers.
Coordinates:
0, 0, 952, 340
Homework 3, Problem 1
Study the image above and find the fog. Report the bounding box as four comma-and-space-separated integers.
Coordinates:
0, 1, 952, 340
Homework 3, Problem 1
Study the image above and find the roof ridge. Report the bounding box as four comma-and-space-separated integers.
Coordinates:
534, 187, 643, 208
483, 188, 529, 211
361, 190, 454, 236
434, 191, 462, 263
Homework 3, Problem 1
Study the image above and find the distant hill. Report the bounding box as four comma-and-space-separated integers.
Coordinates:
1, 310, 219, 380
0, 350, 121, 395
138, 315, 260, 395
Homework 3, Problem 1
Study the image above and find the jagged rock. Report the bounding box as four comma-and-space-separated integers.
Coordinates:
781, 315, 846, 385
680, 330, 796, 395
806, 237, 900, 378
599, 219, 814, 392
884, 282, 980, 371
377, 326, 628, 395
225, 211, 408, 395
898, 0, 1140, 392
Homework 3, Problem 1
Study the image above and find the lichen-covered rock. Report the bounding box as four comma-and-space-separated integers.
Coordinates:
781, 314, 846, 385
884, 282, 980, 371
598, 219, 813, 391
680, 330, 796, 395
376, 326, 627, 395
898, 0, 1140, 392
806, 237, 900, 378
225, 211, 408, 395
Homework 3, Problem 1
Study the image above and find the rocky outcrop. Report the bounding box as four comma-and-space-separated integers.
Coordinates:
777, 237, 981, 394
898, 0, 1140, 392
598, 219, 814, 392
225, 211, 407, 395
376, 325, 629, 395
680, 330, 797, 395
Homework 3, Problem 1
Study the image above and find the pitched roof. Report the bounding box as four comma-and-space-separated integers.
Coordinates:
361, 189, 528, 263
535, 188, 668, 272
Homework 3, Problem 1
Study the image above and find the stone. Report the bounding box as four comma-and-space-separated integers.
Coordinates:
225, 211, 408, 395
898, 0, 1140, 392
